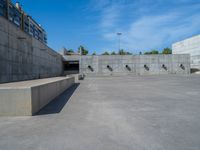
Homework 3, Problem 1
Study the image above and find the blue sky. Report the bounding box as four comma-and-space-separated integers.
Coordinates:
13, 0, 200, 54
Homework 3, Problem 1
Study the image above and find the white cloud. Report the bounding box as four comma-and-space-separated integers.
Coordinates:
100, 5, 120, 28
124, 12, 200, 51
92, 0, 200, 52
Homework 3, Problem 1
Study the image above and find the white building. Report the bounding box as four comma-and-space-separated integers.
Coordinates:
172, 35, 200, 69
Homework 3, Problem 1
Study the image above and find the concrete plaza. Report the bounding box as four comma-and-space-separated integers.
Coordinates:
0, 75, 200, 150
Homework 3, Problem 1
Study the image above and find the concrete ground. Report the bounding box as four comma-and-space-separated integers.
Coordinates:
0, 75, 200, 150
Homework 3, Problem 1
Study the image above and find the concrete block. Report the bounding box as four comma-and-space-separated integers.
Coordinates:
0, 88, 32, 116
0, 77, 75, 116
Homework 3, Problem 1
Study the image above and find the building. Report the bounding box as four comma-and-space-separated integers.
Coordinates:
28, 15, 47, 43
0, 0, 47, 44
173, 35, 200, 70
0, 0, 7, 17
172, 35, 200, 70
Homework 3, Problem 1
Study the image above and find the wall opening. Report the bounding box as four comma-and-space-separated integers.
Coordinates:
63, 61, 79, 75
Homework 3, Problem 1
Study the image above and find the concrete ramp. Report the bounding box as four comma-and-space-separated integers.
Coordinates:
0, 77, 75, 116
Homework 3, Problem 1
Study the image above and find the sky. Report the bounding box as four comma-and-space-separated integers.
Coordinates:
12, 0, 200, 54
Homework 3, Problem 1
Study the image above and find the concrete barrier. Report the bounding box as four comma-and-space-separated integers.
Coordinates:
67, 74, 84, 82
80, 55, 190, 76
0, 77, 75, 116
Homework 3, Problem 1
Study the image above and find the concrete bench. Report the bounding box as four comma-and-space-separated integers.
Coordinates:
0, 77, 75, 116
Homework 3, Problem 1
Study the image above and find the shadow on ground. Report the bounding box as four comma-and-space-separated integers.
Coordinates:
35, 83, 80, 116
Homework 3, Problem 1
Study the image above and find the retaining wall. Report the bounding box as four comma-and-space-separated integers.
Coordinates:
80, 55, 190, 76
0, 17, 63, 83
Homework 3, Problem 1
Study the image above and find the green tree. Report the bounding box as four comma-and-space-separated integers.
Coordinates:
151, 50, 159, 54
78, 45, 89, 55
92, 52, 96, 55
126, 52, 132, 55
67, 49, 74, 53
102, 51, 110, 55
144, 50, 159, 55
162, 48, 172, 54
144, 52, 151, 55
111, 51, 116, 55
118, 49, 126, 55
118, 49, 132, 55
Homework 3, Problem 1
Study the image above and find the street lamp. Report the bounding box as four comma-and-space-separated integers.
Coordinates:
117, 32, 122, 51
79, 46, 83, 78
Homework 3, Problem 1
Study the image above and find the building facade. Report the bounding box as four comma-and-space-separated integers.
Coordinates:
0, 0, 7, 17
172, 35, 200, 69
0, 0, 47, 44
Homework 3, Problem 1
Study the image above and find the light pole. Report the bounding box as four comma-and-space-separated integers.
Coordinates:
79, 46, 83, 78
117, 32, 122, 51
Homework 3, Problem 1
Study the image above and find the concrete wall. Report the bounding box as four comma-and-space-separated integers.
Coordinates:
0, 77, 75, 116
80, 55, 190, 76
31, 77, 74, 114
0, 16, 63, 83
63, 55, 80, 61
172, 35, 200, 69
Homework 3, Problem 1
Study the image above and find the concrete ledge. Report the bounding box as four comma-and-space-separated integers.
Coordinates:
67, 74, 83, 82
0, 77, 75, 116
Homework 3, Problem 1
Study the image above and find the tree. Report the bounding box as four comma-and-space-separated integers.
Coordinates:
111, 51, 116, 55
102, 51, 110, 55
92, 52, 96, 55
144, 50, 159, 55
162, 48, 172, 54
126, 52, 132, 55
144, 52, 151, 55
118, 49, 132, 55
78, 45, 89, 55
118, 49, 126, 55
67, 49, 74, 53
151, 50, 159, 54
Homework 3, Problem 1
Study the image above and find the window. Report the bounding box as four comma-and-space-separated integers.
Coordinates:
0, 0, 7, 17
29, 24, 34, 35
8, 4, 22, 27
